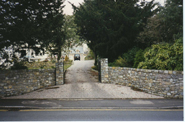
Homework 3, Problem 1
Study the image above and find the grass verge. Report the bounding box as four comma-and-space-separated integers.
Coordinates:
64, 61, 73, 71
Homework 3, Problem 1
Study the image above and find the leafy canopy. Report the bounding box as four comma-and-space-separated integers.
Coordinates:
0, 0, 65, 62
138, 0, 183, 47
72, 0, 159, 63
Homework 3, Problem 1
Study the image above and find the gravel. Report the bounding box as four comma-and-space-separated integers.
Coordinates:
6, 60, 163, 99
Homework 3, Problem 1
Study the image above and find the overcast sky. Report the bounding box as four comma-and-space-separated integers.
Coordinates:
63, 0, 165, 15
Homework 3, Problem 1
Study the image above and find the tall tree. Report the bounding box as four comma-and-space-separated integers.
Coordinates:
158, 0, 183, 41
138, 0, 183, 46
71, 0, 159, 64
63, 15, 81, 51
0, 0, 65, 62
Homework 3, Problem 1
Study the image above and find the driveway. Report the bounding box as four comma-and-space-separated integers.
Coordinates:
5, 60, 163, 99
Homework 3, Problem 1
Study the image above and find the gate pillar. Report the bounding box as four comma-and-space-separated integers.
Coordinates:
100, 58, 109, 83
56, 62, 64, 85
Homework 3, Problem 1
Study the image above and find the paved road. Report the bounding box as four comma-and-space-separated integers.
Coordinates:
5, 60, 163, 99
0, 99, 183, 109
0, 109, 183, 121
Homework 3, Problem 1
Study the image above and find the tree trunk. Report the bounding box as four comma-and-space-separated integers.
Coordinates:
94, 52, 98, 66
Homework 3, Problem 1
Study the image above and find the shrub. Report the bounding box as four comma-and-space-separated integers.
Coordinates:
11, 61, 28, 70
133, 49, 144, 68
122, 47, 140, 67
138, 38, 183, 71
114, 57, 128, 67
85, 50, 94, 60
109, 47, 140, 67
91, 66, 98, 71
170, 37, 183, 70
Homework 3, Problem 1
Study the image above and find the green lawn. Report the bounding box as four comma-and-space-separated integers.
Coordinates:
64, 61, 73, 71
23, 60, 73, 71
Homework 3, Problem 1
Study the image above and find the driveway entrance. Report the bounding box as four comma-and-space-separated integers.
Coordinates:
5, 60, 163, 99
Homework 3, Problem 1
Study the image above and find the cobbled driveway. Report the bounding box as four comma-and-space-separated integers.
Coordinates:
6, 60, 163, 99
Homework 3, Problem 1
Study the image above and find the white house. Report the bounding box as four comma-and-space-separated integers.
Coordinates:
63, 43, 89, 61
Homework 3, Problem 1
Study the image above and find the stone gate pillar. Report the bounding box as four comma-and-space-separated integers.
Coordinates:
100, 58, 109, 83
56, 62, 64, 85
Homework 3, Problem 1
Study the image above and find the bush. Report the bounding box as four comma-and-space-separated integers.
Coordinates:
91, 66, 98, 71
11, 61, 28, 70
85, 50, 94, 60
114, 57, 128, 67
133, 49, 144, 68
138, 38, 183, 71
109, 47, 140, 67
122, 47, 140, 67
170, 37, 183, 70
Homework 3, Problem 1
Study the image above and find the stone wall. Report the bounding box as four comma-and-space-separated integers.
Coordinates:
0, 62, 64, 97
100, 58, 183, 98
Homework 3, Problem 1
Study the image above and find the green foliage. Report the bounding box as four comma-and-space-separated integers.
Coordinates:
109, 47, 140, 67
0, 0, 65, 62
138, 0, 183, 47
91, 66, 98, 71
170, 37, 183, 70
72, 0, 159, 63
133, 49, 144, 68
85, 50, 94, 60
122, 47, 140, 67
63, 15, 81, 48
138, 38, 183, 71
24, 61, 56, 70
159, 0, 183, 41
108, 56, 128, 67
137, 15, 164, 47
114, 57, 128, 67
11, 60, 28, 70
64, 60, 73, 71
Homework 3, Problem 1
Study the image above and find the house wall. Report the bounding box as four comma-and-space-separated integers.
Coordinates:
68, 53, 85, 61
66, 43, 89, 61
100, 58, 183, 98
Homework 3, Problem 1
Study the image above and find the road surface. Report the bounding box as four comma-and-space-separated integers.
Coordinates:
0, 109, 183, 121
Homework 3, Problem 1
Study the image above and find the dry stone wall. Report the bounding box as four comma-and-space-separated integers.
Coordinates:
100, 58, 183, 98
0, 62, 64, 97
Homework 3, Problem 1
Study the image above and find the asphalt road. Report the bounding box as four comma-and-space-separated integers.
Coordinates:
0, 99, 183, 109
0, 109, 183, 121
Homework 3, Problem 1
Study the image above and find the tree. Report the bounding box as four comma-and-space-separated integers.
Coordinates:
137, 0, 183, 47
71, 0, 159, 65
137, 15, 164, 47
0, 0, 65, 62
47, 6, 65, 62
62, 15, 81, 52
47, 15, 81, 61
160, 0, 183, 41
